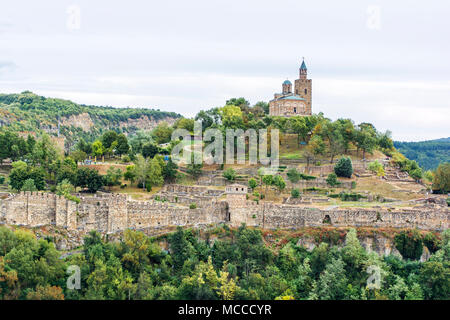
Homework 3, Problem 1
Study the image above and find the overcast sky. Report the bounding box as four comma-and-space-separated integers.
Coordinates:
0, 0, 449, 141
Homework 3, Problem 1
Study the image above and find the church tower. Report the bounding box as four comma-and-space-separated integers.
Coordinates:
294, 58, 312, 114
282, 79, 292, 94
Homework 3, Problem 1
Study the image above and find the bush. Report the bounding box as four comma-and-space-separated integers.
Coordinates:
423, 233, 440, 254
368, 160, 385, 176
287, 168, 300, 183
189, 203, 197, 209
334, 157, 353, 178
21, 179, 37, 191
351, 181, 357, 189
394, 230, 423, 260
326, 173, 340, 187
0, 175, 4, 184
223, 168, 236, 181
291, 188, 300, 198
447, 197, 450, 207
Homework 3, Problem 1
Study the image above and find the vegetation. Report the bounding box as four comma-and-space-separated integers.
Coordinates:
0, 226, 448, 300
334, 157, 353, 178
394, 138, 450, 170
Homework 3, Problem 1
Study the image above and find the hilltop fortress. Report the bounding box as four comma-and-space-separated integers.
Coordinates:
0, 185, 448, 234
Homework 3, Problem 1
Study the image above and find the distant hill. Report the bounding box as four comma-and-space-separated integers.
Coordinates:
394, 137, 450, 170
0, 91, 181, 144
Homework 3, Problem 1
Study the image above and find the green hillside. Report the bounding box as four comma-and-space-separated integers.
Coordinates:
0, 91, 181, 141
394, 138, 450, 170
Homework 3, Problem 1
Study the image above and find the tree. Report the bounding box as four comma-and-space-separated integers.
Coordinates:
162, 158, 178, 182
355, 124, 377, 160
273, 175, 286, 193
21, 179, 37, 191
223, 168, 236, 181
134, 155, 150, 190
409, 168, 423, 182
115, 134, 130, 156
124, 165, 137, 184
186, 152, 203, 178
334, 157, 353, 178
56, 179, 75, 196
91, 140, 105, 158
174, 118, 195, 133
101, 130, 118, 150
262, 175, 274, 199
142, 143, 159, 159
248, 178, 258, 190
147, 157, 164, 188
195, 110, 214, 130
105, 167, 123, 189
291, 188, 300, 198
152, 122, 174, 144
8, 161, 45, 191
432, 163, 450, 193
305, 135, 326, 166
76, 167, 104, 193
219, 105, 244, 129
69, 150, 87, 164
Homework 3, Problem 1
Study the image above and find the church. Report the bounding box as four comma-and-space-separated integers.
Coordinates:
269, 59, 312, 117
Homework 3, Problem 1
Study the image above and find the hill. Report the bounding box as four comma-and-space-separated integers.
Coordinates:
0, 91, 181, 143
394, 137, 450, 170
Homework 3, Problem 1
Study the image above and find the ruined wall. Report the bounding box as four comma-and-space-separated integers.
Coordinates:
0, 192, 228, 234
227, 199, 449, 231
1, 191, 448, 234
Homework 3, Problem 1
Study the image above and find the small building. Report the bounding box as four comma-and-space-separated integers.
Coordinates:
226, 183, 248, 194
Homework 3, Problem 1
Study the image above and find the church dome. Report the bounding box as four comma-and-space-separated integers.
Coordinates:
283, 79, 292, 85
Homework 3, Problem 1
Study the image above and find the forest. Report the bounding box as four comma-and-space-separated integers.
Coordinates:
0, 225, 448, 300
394, 138, 450, 170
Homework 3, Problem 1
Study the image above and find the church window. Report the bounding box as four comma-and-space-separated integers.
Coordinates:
304, 89, 307, 94
294, 107, 297, 113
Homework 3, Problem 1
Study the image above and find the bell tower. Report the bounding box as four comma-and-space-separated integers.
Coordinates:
294, 58, 312, 114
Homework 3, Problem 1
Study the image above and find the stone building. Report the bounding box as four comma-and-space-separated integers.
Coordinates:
269, 59, 312, 117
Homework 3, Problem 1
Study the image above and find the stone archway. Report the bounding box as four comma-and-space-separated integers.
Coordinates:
322, 214, 332, 225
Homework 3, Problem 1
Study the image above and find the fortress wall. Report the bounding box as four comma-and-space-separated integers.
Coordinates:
1, 192, 447, 233
228, 201, 449, 231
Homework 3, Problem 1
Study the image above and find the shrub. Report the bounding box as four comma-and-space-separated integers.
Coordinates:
146, 183, 152, 192
447, 197, 450, 207
334, 157, 353, 178
326, 173, 340, 187
394, 230, 423, 260
0, 175, 4, 184
351, 181, 357, 189
368, 160, 385, 176
21, 178, 37, 191
223, 168, 236, 181
189, 203, 197, 209
287, 168, 300, 183
291, 188, 300, 198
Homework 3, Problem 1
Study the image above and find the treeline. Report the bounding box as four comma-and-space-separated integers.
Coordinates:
0, 91, 181, 134
394, 138, 450, 170
0, 225, 448, 300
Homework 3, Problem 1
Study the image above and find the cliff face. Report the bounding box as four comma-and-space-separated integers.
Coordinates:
61, 113, 177, 133
61, 112, 94, 131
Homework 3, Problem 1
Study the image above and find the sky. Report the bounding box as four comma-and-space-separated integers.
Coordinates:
0, 0, 449, 141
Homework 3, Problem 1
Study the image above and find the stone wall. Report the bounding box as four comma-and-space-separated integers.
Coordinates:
1, 191, 448, 234
0, 192, 228, 234
226, 194, 449, 231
